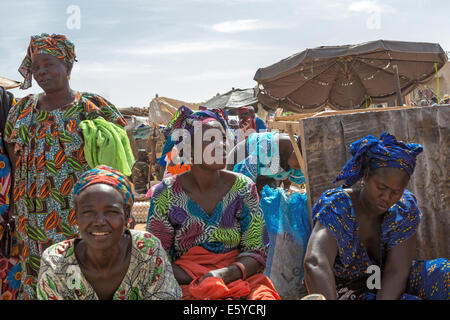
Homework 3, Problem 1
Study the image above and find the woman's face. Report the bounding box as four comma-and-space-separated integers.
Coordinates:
280, 137, 301, 171
361, 167, 409, 214
287, 149, 301, 170
31, 53, 70, 93
196, 121, 228, 170
75, 184, 129, 251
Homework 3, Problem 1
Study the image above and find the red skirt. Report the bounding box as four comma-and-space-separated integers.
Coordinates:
174, 246, 280, 300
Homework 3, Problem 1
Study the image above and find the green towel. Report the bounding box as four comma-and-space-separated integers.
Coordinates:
79, 117, 135, 176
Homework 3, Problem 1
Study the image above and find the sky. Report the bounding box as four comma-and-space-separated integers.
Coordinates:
1, 0, 449, 108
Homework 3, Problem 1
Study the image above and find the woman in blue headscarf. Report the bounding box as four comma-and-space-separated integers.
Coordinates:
303, 132, 449, 300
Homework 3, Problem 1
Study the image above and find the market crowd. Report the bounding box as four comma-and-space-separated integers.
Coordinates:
0, 33, 448, 301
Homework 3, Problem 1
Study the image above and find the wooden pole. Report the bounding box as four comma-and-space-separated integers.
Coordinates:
286, 123, 306, 178
393, 65, 404, 106
286, 123, 313, 228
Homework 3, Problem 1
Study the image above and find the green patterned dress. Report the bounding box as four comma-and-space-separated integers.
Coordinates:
37, 229, 182, 300
4, 91, 126, 299
146, 174, 269, 265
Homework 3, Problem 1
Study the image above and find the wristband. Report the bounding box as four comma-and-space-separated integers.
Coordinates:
232, 261, 246, 280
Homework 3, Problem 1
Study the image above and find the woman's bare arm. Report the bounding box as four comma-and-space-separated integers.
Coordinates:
376, 234, 416, 300
303, 221, 338, 300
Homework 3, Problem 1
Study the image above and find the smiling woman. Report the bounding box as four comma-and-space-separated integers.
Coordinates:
4, 33, 128, 300
36, 165, 182, 300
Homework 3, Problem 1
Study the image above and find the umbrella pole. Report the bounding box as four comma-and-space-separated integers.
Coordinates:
393, 65, 404, 106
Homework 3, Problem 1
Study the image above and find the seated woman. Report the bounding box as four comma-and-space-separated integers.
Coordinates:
226, 131, 304, 195
37, 165, 181, 300
146, 106, 280, 300
303, 132, 449, 300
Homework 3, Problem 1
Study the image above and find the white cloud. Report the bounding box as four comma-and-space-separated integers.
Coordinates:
175, 69, 255, 81
210, 19, 286, 33
348, 0, 396, 14
115, 40, 269, 56
73, 61, 159, 75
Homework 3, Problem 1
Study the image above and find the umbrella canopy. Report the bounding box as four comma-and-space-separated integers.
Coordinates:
0, 75, 21, 89
148, 96, 204, 126
203, 88, 258, 109
254, 40, 448, 113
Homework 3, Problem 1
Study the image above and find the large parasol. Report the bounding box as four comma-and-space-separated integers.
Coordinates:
254, 40, 448, 113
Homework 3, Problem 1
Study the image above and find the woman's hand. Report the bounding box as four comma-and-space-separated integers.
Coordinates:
172, 263, 194, 285
199, 266, 241, 285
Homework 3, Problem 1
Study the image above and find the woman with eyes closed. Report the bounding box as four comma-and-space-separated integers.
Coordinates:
303, 132, 449, 300
37, 165, 181, 300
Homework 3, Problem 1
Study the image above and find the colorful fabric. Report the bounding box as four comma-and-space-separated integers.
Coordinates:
175, 246, 280, 300
312, 187, 449, 300
19, 33, 77, 90
239, 115, 256, 131
233, 132, 305, 184
0, 133, 18, 300
37, 229, 182, 300
0, 251, 22, 300
158, 105, 229, 167
0, 89, 21, 301
146, 174, 269, 265
4, 91, 126, 299
0, 135, 11, 218
165, 146, 191, 177
74, 165, 134, 208
334, 131, 423, 187
79, 117, 135, 176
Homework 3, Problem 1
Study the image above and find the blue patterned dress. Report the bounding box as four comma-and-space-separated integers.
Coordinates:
312, 187, 449, 300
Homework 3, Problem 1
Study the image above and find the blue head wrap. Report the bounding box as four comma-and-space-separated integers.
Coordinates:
334, 131, 423, 187
233, 132, 305, 184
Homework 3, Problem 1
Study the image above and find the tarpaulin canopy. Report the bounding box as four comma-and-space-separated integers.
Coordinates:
254, 40, 448, 113
148, 96, 203, 126
203, 88, 258, 109
0, 75, 21, 89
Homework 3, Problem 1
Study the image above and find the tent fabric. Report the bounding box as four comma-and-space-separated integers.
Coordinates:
254, 40, 448, 113
0, 76, 21, 90
203, 88, 258, 109
148, 97, 204, 126
174, 246, 280, 300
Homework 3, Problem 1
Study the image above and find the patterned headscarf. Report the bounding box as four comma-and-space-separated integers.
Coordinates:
158, 105, 229, 166
334, 131, 423, 187
18, 33, 77, 89
74, 165, 134, 207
